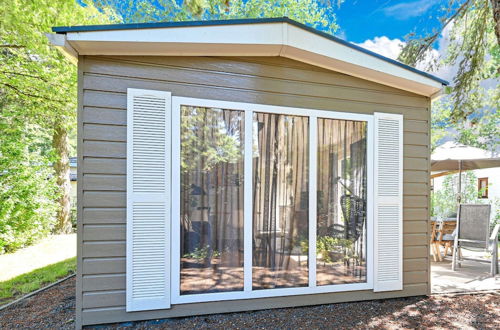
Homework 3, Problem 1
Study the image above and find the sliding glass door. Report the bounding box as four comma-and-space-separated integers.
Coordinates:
171, 97, 373, 304
179, 106, 245, 295
316, 119, 367, 286
252, 113, 309, 290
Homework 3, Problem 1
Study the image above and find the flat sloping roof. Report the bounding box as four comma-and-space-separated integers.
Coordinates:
53, 17, 448, 86
49, 17, 447, 97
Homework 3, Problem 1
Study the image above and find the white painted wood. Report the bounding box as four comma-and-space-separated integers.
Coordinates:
308, 116, 317, 288
173, 282, 372, 304
365, 118, 375, 290
244, 110, 253, 293
283, 24, 442, 94
170, 97, 182, 305
171, 96, 373, 122
170, 96, 375, 304
51, 21, 444, 97
373, 112, 403, 292
126, 88, 171, 311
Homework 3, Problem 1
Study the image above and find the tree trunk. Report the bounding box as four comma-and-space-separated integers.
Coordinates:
491, 0, 500, 46
52, 124, 72, 234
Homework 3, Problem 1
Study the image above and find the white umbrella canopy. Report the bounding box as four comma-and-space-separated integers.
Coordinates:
431, 141, 500, 171
431, 158, 500, 172
431, 142, 500, 202
432, 141, 493, 161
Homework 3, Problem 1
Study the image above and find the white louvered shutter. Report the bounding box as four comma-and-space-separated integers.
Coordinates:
126, 88, 171, 311
374, 112, 403, 292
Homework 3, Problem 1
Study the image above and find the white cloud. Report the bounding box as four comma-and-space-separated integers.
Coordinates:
355, 34, 444, 79
356, 36, 404, 60
383, 0, 435, 20
356, 22, 498, 89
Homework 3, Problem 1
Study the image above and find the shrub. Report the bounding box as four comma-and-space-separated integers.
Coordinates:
0, 101, 58, 254
432, 171, 499, 228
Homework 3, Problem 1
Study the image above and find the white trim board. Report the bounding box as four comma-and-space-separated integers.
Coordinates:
48, 21, 444, 98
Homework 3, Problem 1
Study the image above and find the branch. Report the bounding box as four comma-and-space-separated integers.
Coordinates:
398, 0, 472, 66
0, 82, 65, 103
0, 45, 25, 48
0, 70, 48, 82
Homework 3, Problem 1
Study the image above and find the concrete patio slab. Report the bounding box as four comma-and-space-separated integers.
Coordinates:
431, 249, 500, 293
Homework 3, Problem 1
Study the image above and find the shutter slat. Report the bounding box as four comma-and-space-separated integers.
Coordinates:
126, 88, 171, 311
374, 112, 403, 292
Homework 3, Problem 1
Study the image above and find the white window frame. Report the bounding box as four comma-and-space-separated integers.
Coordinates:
171, 96, 374, 304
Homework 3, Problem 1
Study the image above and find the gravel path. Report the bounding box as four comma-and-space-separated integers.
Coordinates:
1, 276, 499, 329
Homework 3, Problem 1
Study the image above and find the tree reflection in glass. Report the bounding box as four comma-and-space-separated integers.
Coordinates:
316, 119, 367, 285
180, 106, 244, 295
252, 112, 309, 290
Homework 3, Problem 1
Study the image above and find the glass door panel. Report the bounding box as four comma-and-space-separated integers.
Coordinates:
252, 112, 309, 290
179, 105, 245, 295
316, 118, 367, 285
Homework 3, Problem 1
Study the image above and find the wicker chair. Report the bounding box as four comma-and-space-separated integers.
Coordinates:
452, 204, 500, 276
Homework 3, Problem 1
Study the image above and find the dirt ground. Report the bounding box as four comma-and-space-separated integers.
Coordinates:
0, 276, 498, 329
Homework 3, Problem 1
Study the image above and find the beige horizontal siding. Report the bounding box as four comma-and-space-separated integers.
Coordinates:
82, 67, 428, 108
89, 55, 421, 96
81, 270, 428, 307
83, 89, 430, 121
80, 282, 428, 326
78, 55, 431, 326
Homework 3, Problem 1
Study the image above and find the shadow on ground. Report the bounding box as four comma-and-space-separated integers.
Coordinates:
0, 276, 498, 329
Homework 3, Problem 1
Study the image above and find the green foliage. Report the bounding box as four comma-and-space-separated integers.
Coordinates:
92, 0, 339, 34
300, 236, 353, 263
0, 98, 58, 253
432, 172, 480, 218
431, 93, 499, 153
399, 0, 500, 151
0, 257, 76, 305
432, 171, 500, 232
180, 107, 243, 173
183, 245, 211, 259
0, 0, 113, 252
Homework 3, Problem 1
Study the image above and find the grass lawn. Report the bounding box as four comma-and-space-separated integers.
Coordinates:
0, 257, 76, 306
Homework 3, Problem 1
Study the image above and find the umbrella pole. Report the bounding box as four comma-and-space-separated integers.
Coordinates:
457, 160, 462, 204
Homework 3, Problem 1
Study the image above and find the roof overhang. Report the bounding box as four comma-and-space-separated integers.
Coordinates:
49, 18, 447, 98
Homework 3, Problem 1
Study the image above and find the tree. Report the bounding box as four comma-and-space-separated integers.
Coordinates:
0, 1, 112, 238
398, 0, 499, 151
92, 0, 339, 34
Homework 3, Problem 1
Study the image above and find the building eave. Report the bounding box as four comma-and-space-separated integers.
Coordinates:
49, 18, 447, 98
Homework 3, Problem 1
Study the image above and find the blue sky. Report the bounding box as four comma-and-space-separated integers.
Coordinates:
335, 0, 452, 43
83, 0, 461, 68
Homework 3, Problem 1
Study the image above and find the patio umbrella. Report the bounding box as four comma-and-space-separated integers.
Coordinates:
431, 158, 500, 172
431, 142, 500, 202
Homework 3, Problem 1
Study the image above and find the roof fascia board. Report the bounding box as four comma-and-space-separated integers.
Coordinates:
45, 33, 78, 64
281, 24, 442, 96
50, 21, 445, 96
65, 22, 284, 45
284, 24, 443, 90
52, 17, 448, 85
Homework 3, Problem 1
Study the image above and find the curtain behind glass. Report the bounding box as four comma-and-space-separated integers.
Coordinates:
180, 106, 244, 295
252, 112, 309, 290
316, 119, 367, 285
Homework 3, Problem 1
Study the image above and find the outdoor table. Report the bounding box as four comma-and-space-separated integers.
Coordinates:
430, 218, 457, 262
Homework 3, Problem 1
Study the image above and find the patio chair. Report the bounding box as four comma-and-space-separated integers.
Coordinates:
451, 204, 500, 276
